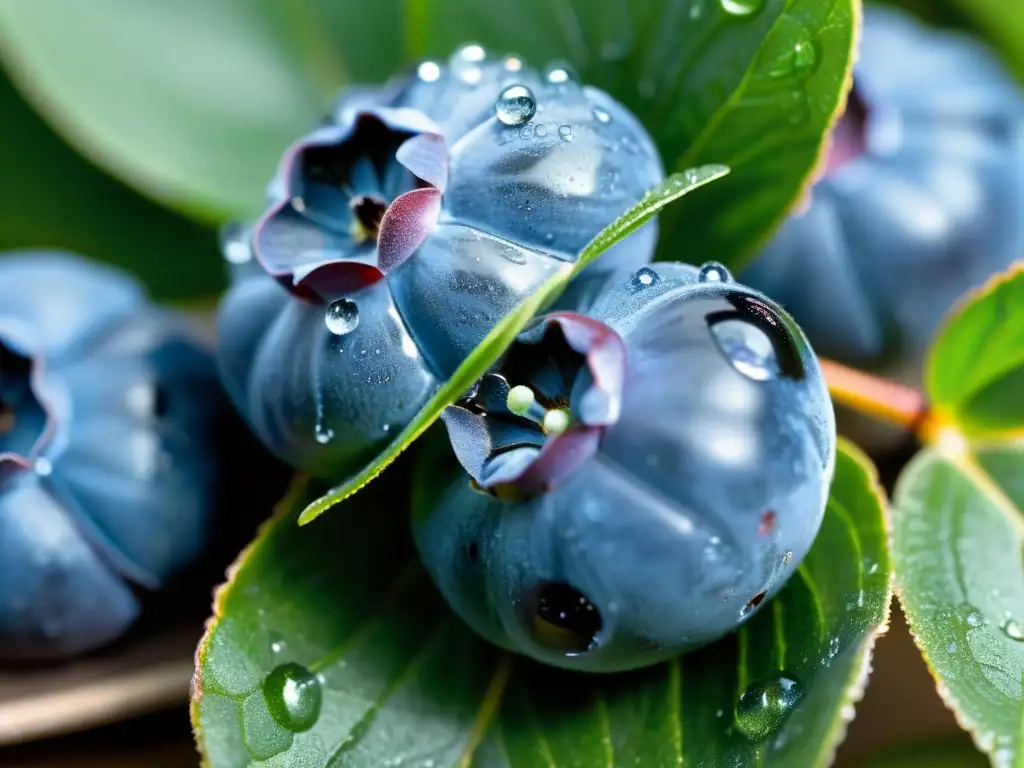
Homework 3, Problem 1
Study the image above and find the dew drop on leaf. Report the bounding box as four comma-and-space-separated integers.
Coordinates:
735, 672, 803, 741
325, 298, 359, 336
720, 0, 765, 17
767, 25, 818, 80
496, 85, 537, 126
262, 662, 323, 733
1001, 619, 1024, 641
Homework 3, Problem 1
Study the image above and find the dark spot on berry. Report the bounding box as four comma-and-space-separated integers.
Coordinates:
758, 511, 777, 535
742, 590, 768, 617
467, 541, 480, 564
525, 582, 602, 654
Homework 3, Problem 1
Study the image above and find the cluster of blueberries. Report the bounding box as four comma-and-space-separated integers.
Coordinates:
1, 5, 1019, 670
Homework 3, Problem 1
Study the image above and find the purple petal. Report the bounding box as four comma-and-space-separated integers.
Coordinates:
377, 188, 442, 272
0, 454, 31, 487
485, 427, 603, 498
521, 313, 626, 426
396, 133, 449, 191
294, 262, 385, 304
441, 406, 490, 481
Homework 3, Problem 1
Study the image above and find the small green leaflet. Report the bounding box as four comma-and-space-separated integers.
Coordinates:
893, 265, 1024, 767
297, 166, 730, 526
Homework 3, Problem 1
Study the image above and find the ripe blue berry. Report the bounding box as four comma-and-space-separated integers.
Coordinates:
741, 5, 1024, 371
218, 46, 664, 476
413, 263, 835, 672
0, 251, 243, 660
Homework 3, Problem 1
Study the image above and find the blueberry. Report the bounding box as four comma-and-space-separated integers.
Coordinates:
413, 263, 835, 672
219, 46, 664, 475
0, 251, 241, 660
741, 5, 1024, 372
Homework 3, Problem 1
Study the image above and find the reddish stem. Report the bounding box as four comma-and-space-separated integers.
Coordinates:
819, 358, 930, 433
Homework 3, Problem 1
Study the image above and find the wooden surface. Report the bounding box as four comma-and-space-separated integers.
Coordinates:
0, 625, 198, 748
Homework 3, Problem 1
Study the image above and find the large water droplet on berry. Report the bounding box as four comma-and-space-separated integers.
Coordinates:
325, 298, 359, 336
709, 318, 780, 381
262, 662, 322, 733
496, 85, 537, 126
734, 672, 803, 741
721, 0, 764, 16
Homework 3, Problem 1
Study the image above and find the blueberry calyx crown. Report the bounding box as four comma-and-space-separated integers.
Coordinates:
443, 312, 626, 500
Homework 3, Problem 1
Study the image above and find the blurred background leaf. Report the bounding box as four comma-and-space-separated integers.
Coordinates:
0, 0, 856, 274
0, 67, 223, 302
892, 266, 1024, 768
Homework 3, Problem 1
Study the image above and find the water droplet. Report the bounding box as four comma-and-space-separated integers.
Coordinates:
325, 298, 359, 336
451, 43, 486, 84
315, 425, 334, 445
496, 85, 537, 126
768, 34, 818, 79
593, 108, 612, 124
630, 267, 660, 291
34, 457, 53, 477
709, 318, 781, 381
220, 222, 252, 264
558, 125, 574, 142
416, 60, 443, 82
503, 54, 524, 72
544, 61, 578, 85
735, 672, 803, 742
946, 642, 957, 654
699, 261, 732, 283
270, 636, 287, 656
690, 0, 704, 19
721, 0, 764, 16
263, 663, 322, 733
1001, 619, 1024, 641
966, 611, 985, 628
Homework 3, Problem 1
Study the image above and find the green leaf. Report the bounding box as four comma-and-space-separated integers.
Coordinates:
297, 166, 728, 525
0, 0, 403, 222
0, 66, 223, 301
926, 265, 1024, 437
410, 0, 860, 270
193, 440, 892, 767
893, 265, 1024, 767
0, 0, 856, 268
946, 0, 1024, 80
892, 445, 1024, 768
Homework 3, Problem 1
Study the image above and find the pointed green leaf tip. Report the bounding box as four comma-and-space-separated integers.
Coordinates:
297, 165, 730, 526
